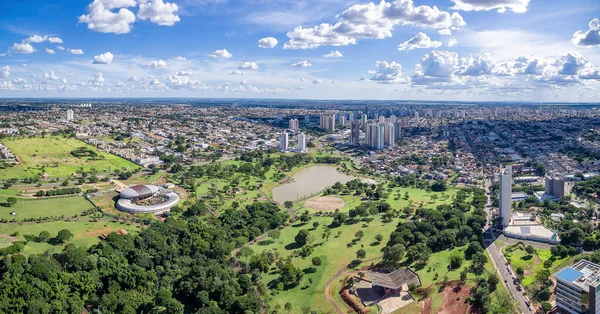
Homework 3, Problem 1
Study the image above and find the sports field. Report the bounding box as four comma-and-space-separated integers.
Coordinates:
0, 136, 139, 179
0, 195, 94, 220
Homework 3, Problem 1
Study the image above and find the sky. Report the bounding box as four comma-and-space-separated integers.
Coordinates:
0, 0, 600, 101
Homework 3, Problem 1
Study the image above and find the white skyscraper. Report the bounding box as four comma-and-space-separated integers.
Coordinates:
280, 132, 288, 152
66, 109, 74, 121
297, 132, 306, 152
375, 123, 385, 150
384, 122, 395, 148
499, 166, 512, 227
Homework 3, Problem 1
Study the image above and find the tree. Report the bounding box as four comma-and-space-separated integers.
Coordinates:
541, 301, 552, 313
56, 229, 73, 243
284, 303, 292, 312
488, 274, 499, 292
356, 249, 366, 259
300, 211, 311, 223
525, 245, 535, 255
354, 230, 364, 240
6, 197, 17, 207
295, 229, 310, 247
37, 231, 51, 243
382, 244, 405, 265
460, 268, 468, 282
375, 234, 383, 243
516, 267, 524, 276
278, 262, 303, 286
322, 227, 331, 242
536, 269, 551, 283
312, 221, 319, 229
450, 251, 463, 269
312, 257, 322, 266
284, 201, 293, 210
543, 259, 553, 269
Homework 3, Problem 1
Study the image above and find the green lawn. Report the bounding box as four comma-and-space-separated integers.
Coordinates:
0, 188, 20, 196
0, 195, 94, 220
386, 187, 459, 211
0, 136, 139, 179
249, 215, 398, 313
0, 220, 142, 255
503, 244, 569, 287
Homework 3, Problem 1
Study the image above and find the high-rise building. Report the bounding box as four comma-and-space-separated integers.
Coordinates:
384, 123, 394, 147
279, 132, 288, 152
319, 115, 335, 132
555, 259, 600, 314
394, 121, 402, 140
297, 132, 306, 152
339, 115, 345, 126
545, 176, 565, 199
389, 114, 397, 124
289, 119, 299, 131
375, 123, 385, 150
304, 115, 310, 125
499, 166, 512, 227
66, 109, 74, 121
349, 120, 360, 145
414, 111, 420, 122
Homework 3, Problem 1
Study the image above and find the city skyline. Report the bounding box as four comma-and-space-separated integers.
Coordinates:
0, 0, 599, 101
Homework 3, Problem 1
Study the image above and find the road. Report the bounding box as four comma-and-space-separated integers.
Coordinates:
482, 174, 532, 313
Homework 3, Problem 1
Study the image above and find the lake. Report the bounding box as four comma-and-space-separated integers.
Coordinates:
272, 165, 355, 203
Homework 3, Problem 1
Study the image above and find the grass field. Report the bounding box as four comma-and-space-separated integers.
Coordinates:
0, 195, 94, 220
503, 243, 570, 287
0, 219, 142, 255
0, 136, 139, 179
249, 215, 398, 313
386, 186, 459, 210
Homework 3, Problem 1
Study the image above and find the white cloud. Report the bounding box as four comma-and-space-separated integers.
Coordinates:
238, 62, 258, 69
56, 46, 65, 51
1, 66, 10, 79
43, 71, 59, 80
572, 18, 600, 47
292, 60, 312, 67
313, 79, 323, 84
48, 37, 63, 44
369, 60, 409, 83
93, 51, 114, 64
11, 43, 36, 54
448, 38, 457, 47
438, 29, 452, 36
398, 32, 442, 51
78, 0, 137, 34
174, 56, 186, 61
137, 0, 180, 26
258, 37, 279, 48
284, 0, 465, 49
230, 70, 244, 75
90, 72, 105, 85
26, 35, 48, 43
210, 49, 232, 58
147, 59, 168, 68
46, 48, 56, 54
61, 78, 68, 84
323, 50, 343, 58
176, 71, 192, 76
451, 0, 529, 13
68, 48, 84, 55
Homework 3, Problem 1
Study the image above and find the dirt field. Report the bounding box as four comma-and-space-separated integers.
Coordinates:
438, 283, 471, 314
305, 196, 346, 211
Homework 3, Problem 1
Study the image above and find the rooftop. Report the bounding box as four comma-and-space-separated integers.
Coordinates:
367, 269, 420, 290
556, 259, 600, 290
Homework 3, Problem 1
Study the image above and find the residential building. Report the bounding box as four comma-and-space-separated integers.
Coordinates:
384, 122, 394, 148
289, 119, 299, 131
545, 176, 565, 198
500, 166, 512, 227
555, 259, 600, 314
349, 120, 360, 145
297, 132, 306, 152
66, 109, 74, 121
279, 132, 288, 152
319, 115, 335, 132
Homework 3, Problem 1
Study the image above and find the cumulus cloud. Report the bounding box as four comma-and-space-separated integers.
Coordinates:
292, 60, 312, 67
56, 46, 65, 51
369, 60, 410, 83
448, 38, 457, 47
90, 72, 105, 85
78, 0, 137, 34
313, 79, 323, 84
46, 48, 56, 54
68, 48, 84, 55
398, 32, 442, 51
11, 43, 36, 54
93, 51, 114, 64
238, 62, 258, 69
284, 0, 465, 49
323, 50, 343, 58
451, 0, 529, 13
174, 56, 186, 61
230, 70, 244, 75
438, 29, 451, 36
210, 49, 232, 58
175, 71, 191, 76
147, 60, 167, 68
43, 71, 59, 80
26, 35, 48, 43
572, 18, 600, 47
258, 37, 278, 48
48, 37, 63, 44
1, 66, 9, 78
137, 0, 180, 26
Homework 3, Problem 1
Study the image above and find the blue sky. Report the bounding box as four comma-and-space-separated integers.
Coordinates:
0, 0, 600, 101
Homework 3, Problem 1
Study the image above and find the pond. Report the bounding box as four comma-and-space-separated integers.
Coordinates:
272, 165, 355, 203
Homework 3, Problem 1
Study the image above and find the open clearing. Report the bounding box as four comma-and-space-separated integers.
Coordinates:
0, 195, 94, 220
305, 196, 346, 211
0, 136, 139, 179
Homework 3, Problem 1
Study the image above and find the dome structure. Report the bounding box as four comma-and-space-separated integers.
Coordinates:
119, 185, 160, 199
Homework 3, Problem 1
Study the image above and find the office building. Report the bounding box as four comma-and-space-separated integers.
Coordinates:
545, 176, 565, 199
555, 259, 600, 314
499, 166, 512, 227
66, 109, 74, 121
289, 119, 299, 131
349, 120, 360, 145
297, 132, 306, 152
279, 132, 288, 152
